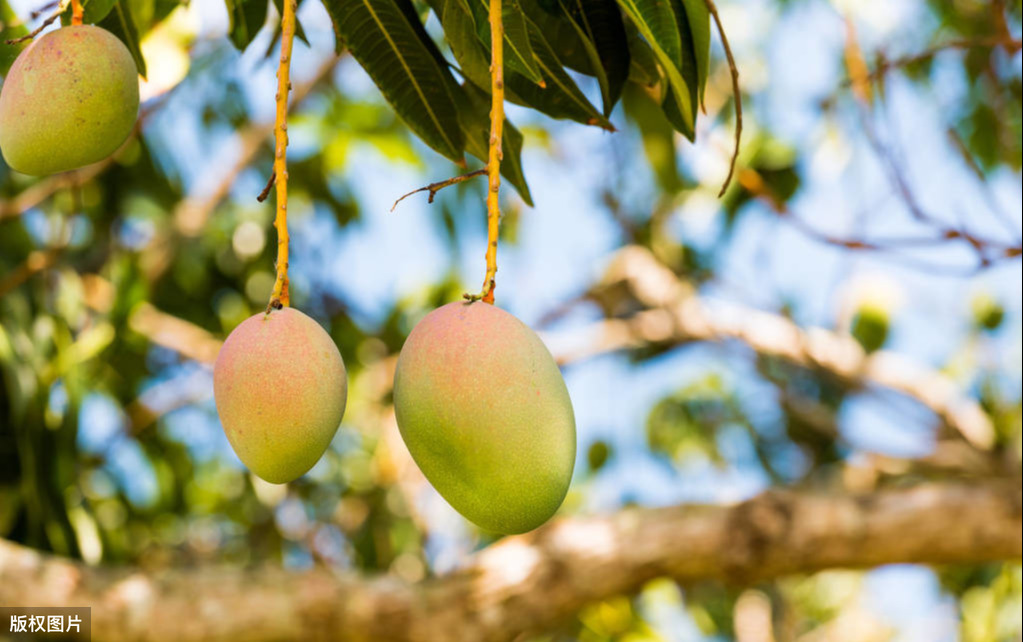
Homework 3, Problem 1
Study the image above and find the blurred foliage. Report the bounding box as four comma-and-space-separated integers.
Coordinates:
1, 0, 1021, 640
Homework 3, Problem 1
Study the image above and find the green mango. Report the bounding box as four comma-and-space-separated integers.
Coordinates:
214, 307, 348, 484
394, 301, 576, 534
0, 25, 139, 175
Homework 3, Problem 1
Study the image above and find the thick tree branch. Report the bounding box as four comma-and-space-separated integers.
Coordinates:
546, 246, 996, 449
0, 481, 1018, 641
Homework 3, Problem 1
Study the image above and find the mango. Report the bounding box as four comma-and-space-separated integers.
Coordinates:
0, 25, 139, 175
214, 307, 347, 484
393, 302, 576, 534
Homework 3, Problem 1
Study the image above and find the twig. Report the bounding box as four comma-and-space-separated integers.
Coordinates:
266, 0, 297, 313
946, 127, 1022, 244
0, 249, 59, 298
703, 0, 742, 197
390, 169, 486, 211
464, 0, 504, 304
30, 1, 60, 19
4, 0, 65, 44
70, 0, 82, 25
863, 36, 1022, 83
257, 171, 276, 203
738, 168, 1022, 275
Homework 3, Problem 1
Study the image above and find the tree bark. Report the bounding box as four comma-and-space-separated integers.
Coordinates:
1, 481, 1019, 641
548, 245, 996, 449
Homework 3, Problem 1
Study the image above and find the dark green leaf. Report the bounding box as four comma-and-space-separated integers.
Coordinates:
624, 19, 660, 86
433, 0, 608, 128
467, 0, 544, 85
679, 0, 709, 103
225, 0, 269, 50
323, 0, 465, 162
560, 0, 629, 116
616, 0, 694, 134
458, 82, 533, 205
429, 0, 492, 89
0, 0, 28, 75
99, 1, 147, 77
507, 15, 612, 129
660, 0, 701, 139
83, 0, 120, 23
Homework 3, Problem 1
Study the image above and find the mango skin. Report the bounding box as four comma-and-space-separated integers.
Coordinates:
214, 307, 347, 484
393, 302, 576, 534
0, 25, 139, 175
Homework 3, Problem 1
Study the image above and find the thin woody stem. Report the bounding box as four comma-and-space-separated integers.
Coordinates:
267, 0, 297, 313
390, 169, 487, 211
465, 0, 504, 304
702, 0, 741, 198
4, 0, 67, 44
70, 0, 82, 25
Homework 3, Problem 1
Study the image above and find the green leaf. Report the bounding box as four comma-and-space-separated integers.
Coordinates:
661, 0, 700, 139
323, 0, 465, 162
624, 19, 660, 87
426, 0, 532, 201
506, 15, 612, 129
59, 0, 119, 26
616, 0, 694, 135
458, 82, 533, 205
83, 0, 120, 23
679, 0, 710, 103
560, 0, 629, 116
622, 83, 683, 193
467, 0, 544, 86
0, 0, 28, 75
517, 0, 591, 72
224, 0, 269, 50
99, 1, 147, 77
433, 0, 608, 129
429, 0, 487, 88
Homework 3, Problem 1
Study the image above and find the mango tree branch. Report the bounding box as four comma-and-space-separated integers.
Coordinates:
267, 0, 298, 312
0, 481, 1018, 642
465, 0, 504, 304
547, 245, 997, 449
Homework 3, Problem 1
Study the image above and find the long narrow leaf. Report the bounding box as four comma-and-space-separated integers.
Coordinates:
561, 0, 629, 116
225, 0, 269, 50
616, 0, 693, 134
467, 0, 544, 85
323, 0, 465, 162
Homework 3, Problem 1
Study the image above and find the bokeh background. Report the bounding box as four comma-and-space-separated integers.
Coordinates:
1, 0, 1021, 640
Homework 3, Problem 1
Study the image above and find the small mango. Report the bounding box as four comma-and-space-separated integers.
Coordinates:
393, 302, 576, 534
0, 25, 139, 175
214, 307, 347, 484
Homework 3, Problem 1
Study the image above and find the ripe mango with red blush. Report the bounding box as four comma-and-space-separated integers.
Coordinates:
393, 302, 576, 534
0, 25, 139, 175
214, 307, 347, 484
